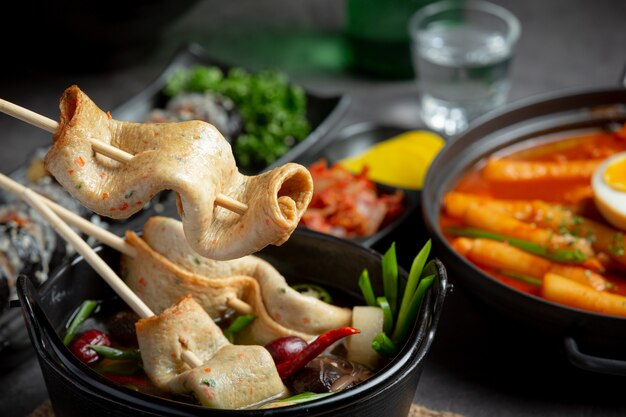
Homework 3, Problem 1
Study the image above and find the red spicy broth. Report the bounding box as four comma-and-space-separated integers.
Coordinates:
441, 126, 626, 305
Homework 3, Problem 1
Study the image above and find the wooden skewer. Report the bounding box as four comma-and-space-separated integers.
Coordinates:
226, 297, 254, 315
0, 98, 248, 216
0, 172, 137, 257
0, 172, 252, 315
21, 188, 204, 368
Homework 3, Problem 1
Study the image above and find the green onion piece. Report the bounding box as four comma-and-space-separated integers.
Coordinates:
396, 239, 431, 339
88, 345, 142, 361
376, 296, 394, 335
358, 269, 377, 307
371, 332, 397, 357
445, 226, 587, 264
264, 392, 334, 408
292, 283, 333, 304
392, 275, 435, 345
94, 360, 142, 376
223, 315, 256, 343
382, 243, 399, 315
63, 300, 98, 346
496, 270, 542, 287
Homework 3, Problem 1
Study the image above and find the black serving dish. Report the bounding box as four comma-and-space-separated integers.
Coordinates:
422, 85, 626, 376
18, 229, 447, 417
295, 122, 426, 248
112, 42, 350, 174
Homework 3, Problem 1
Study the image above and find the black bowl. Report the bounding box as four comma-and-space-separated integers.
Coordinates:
17, 229, 447, 416
421, 86, 626, 375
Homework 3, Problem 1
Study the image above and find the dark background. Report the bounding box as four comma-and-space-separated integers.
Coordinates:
1, 1, 626, 416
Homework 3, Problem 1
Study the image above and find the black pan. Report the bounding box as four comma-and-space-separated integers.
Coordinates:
422, 81, 626, 376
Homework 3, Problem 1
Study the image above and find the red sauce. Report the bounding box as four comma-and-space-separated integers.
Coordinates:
441, 128, 626, 304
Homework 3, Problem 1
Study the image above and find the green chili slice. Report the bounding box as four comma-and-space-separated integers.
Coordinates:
292, 283, 333, 304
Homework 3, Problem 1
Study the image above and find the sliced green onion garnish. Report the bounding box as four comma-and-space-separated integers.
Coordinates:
88, 345, 142, 361
261, 392, 334, 408
396, 239, 431, 338
355, 241, 437, 360
280, 392, 334, 403
496, 270, 542, 287
445, 226, 587, 264
382, 243, 399, 315
392, 275, 434, 345
223, 315, 256, 342
376, 296, 394, 335
63, 300, 98, 346
371, 332, 397, 357
358, 269, 377, 307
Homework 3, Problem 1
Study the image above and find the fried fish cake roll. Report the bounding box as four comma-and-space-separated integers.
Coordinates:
122, 217, 351, 344
168, 345, 286, 409
125, 229, 314, 345
45, 86, 313, 260
135, 295, 229, 388
136, 296, 285, 409
141, 216, 352, 334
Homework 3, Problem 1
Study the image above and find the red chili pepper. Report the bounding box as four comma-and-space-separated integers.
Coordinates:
69, 329, 111, 364
275, 327, 360, 380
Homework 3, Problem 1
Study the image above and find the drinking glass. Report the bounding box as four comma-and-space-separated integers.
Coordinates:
409, 0, 520, 136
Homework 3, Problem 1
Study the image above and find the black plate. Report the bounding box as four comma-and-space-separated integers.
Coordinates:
295, 122, 426, 248
112, 42, 351, 173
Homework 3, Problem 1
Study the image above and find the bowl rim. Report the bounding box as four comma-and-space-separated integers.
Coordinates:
18, 228, 448, 414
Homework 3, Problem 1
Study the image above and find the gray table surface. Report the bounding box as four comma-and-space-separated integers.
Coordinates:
1, 0, 626, 416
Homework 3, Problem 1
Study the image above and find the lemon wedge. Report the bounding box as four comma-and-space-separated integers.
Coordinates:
338, 130, 445, 190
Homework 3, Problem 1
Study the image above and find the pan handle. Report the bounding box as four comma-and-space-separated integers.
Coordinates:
563, 337, 626, 376
621, 63, 626, 88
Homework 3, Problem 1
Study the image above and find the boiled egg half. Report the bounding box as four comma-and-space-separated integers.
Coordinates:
592, 152, 626, 230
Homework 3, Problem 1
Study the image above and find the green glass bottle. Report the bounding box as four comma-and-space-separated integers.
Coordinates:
345, 0, 438, 79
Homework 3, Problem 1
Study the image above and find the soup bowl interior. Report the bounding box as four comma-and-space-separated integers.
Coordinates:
18, 229, 447, 417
